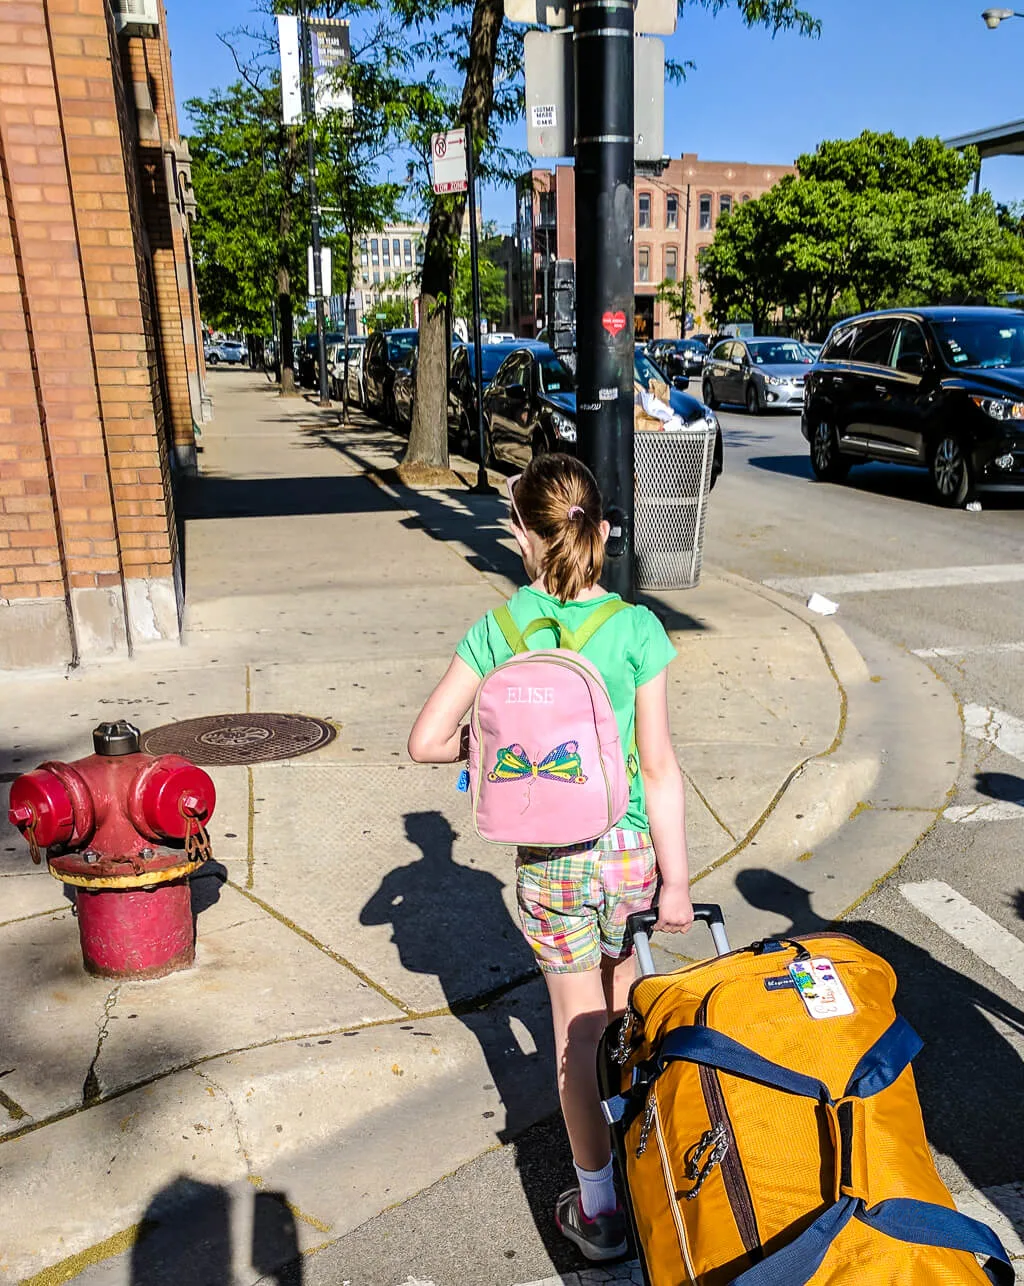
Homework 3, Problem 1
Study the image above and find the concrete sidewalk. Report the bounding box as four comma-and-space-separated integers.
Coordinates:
0, 372, 961, 1285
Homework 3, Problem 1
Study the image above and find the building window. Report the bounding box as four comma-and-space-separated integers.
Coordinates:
638, 246, 650, 283
403, 238, 413, 265
370, 239, 379, 263
393, 238, 401, 260
741, 193, 752, 204
382, 240, 390, 266
373, 270, 380, 284
664, 246, 678, 282
638, 193, 651, 228
360, 238, 368, 267
719, 194, 732, 218
416, 241, 425, 265
698, 194, 712, 231
666, 194, 678, 230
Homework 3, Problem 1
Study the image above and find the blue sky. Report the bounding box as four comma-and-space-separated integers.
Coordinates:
167, 0, 1024, 231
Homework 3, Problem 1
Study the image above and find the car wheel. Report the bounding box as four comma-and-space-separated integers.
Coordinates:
702, 378, 717, 410
930, 434, 972, 507
745, 383, 760, 415
810, 419, 850, 483
207, 353, 219, 366
386, 391, 399, 428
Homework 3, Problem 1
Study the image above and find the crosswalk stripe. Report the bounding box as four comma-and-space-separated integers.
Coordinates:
963, 704, 1024, 765
914, 642, 1024, 660
900, 880, 1024, 994
763, 564, 1024, 597
944, 800, 1024, 824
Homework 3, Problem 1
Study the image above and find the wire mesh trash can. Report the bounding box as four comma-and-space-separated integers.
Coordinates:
634, 419, 716, 590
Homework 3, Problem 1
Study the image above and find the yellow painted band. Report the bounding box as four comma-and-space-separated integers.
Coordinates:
47, 860, 203, 890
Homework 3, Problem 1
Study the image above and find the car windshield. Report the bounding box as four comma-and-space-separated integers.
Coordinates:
468, 348, 511, 381
634, 350, 668, 388
537, 352, 574, 394
931, 318, 1024, 369
678, 340, 706, 354
387, 335, 417, 363
747, 341, 810, 366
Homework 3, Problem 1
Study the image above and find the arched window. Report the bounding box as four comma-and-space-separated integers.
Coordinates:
638, 193, 652, 228
719, 194, 733, 218
664, 246, 678, 281
638, 246, 651, 283
740, 193, 752, 204
698, 194, 712, 231
666, 193, 679, 230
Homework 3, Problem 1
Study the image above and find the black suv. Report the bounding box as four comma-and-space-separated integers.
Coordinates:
803, 306, 1024, 506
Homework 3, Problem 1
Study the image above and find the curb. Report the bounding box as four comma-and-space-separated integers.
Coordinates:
676, 575, 962, 955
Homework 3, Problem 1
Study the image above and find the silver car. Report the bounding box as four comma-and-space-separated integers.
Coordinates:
702, 337, 813, 414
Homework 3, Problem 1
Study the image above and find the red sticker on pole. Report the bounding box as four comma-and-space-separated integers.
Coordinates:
601, 310, 627, 337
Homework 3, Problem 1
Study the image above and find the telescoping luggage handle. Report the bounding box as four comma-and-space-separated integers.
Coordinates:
625, 904, 731, 976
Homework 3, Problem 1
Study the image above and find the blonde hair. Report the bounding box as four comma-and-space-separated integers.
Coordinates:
512, 454, 605, 602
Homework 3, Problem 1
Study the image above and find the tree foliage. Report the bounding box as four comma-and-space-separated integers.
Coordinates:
656, 274, 694, 333
702, 131, 1024, 338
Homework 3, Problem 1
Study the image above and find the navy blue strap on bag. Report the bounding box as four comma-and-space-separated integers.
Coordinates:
599, 1014, 1013, 1284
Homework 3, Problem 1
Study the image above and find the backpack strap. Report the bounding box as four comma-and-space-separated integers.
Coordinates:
572, 599, 630, 651
492, 604, 526, 654
493, 599, 629, 656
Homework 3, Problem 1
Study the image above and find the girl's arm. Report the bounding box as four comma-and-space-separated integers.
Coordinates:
408, 655, 481, 763
635, 669, 693, 934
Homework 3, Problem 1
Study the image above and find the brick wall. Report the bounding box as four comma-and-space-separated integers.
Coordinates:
0, 0, 198, 668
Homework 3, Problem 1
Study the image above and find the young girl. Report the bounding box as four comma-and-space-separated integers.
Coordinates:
408, 453, 693, 1263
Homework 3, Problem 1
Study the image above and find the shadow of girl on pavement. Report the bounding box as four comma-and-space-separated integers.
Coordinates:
734, 869, 1024, 1236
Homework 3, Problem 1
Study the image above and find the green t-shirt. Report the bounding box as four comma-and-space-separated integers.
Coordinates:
456, 587, 677, 832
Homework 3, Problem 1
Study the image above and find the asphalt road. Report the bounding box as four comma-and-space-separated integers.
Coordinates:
304, 403, 1024, 1286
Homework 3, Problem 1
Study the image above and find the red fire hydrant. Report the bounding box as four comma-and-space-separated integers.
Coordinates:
7, 720, 217, 979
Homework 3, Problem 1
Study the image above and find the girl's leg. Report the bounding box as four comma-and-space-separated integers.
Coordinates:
543, 966, 613, 1172
600, 951, 636, 1022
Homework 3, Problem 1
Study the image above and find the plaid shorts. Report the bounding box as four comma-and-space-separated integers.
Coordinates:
516, 829, 658, 974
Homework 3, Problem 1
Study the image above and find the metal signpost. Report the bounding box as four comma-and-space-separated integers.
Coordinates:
516, 0, 674, 600
431, 129, 495, 493
300, 14, 330, 407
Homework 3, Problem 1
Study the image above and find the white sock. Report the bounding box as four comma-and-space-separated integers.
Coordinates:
574, 1157, 617, 1218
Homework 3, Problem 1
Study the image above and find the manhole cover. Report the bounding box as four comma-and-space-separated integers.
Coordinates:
140, 713, 336, 766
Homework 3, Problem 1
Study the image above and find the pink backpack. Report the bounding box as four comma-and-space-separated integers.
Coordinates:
468, 601, 632, 846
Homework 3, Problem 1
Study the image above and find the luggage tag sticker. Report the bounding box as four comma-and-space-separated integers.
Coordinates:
788, 957, 855, 1020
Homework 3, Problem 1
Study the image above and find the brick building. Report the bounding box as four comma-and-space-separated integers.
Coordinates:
516, 153, 795, 341
0, 0, 207, 670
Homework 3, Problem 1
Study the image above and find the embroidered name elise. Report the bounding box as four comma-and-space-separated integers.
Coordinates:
505, 686, 555, 705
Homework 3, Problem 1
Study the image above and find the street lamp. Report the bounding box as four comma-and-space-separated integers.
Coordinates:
982, 8, 1024, 28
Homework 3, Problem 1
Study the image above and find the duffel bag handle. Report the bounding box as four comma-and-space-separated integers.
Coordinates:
625, 903, 731, 976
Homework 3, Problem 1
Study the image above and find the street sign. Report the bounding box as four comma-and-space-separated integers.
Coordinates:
525, 31, 665, 161
506, 0, 676, 34
307, 245, 332, 297
278, 16, 302, 125
431, 129, 468, 194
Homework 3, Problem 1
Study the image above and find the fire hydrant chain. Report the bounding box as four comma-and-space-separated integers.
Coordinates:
26, 819, 42, 867
182, 810, 213, 865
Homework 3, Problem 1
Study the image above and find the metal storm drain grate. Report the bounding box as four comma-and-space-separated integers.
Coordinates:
140, 713, 336, 766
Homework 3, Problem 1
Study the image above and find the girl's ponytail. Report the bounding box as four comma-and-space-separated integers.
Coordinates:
511, 454, 605, 601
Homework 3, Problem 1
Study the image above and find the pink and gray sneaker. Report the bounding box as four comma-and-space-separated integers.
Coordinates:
554, 1186, 628, 1262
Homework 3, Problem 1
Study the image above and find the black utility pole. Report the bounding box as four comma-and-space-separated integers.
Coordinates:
465, 127, 497, 495
574, 0, 635, 601
300, 8, 331, 407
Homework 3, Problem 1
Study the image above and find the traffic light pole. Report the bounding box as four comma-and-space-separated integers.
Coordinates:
466, 127, 498, 494
300, 8, 331, 408
573, 0, 636, 601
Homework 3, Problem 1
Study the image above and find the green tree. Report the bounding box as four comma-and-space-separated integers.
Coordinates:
703, 131, 1024, 338
453, 241, 509, 325
187, 79, 307, 390
399, 0, 824, 470
655, 274, 694, 334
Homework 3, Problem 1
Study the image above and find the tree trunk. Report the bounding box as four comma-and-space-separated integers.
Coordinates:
404, 0, 504, 468
279, 127, 299, 397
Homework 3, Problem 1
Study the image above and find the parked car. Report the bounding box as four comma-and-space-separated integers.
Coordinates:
363, 328, 418, 424
448, 340, 533, 457
482, 343, 723, 489
703, 336, 812, 414
392, 350, 417, 430
206, 339, 245, 366
803, 306, 1024, 506
802, 341, 823, 361
325, 342, 345, 400
298, 331, 346, 388
648, 338, 708, 379
346, 343, 367, 408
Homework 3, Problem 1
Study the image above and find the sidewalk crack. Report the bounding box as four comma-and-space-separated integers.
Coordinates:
82, 984, 121, 1106
192, 1066, 253, 1177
